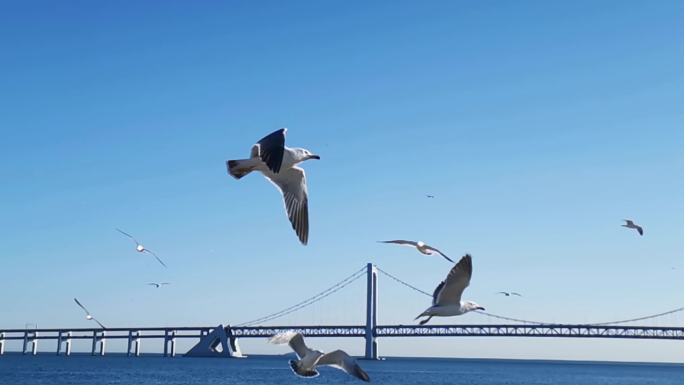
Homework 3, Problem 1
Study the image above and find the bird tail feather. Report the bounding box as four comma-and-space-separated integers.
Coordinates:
227, 159, 259, 179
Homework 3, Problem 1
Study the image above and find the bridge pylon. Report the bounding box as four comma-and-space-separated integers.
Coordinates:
364, 263, 378, 360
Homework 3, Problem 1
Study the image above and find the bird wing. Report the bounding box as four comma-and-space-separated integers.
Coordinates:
317, 350, 370, 382
147, 283, 159, 287
624, 220, 634, 226
74, 298, 91, 315
255, 128, 286, 174
161, 282, 170, 286
511, 292, 523, 297
434, 254, 473, 306
92, 317, 106, 329
431, 281, 446, 306
268, 167, 309, 245
636, 226, 644, 236
379, 240, 419, 247
496, 291, 509, 296
116, 228, 140, 245
269, 331, 312, 359
144, 250, 168, 268
423, 245, 455, 263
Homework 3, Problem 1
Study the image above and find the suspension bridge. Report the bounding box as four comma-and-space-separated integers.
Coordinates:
1, 263, 683, 359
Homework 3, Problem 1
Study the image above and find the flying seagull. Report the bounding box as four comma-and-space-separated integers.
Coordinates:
269, 331, 370, 382
378, 239, 454, 263
226, 128, 320, 245
426, 194, 435, 198
622, 219, 644, 236
415, 254, 484, 325
497, 291, 522, 297
147, 282, 170, 288
116, 228, 167, 267
73, 298, 106, 329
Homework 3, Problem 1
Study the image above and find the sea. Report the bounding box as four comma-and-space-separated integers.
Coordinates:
1, 354, 683, 385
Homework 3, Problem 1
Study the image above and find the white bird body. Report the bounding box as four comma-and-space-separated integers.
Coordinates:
226, 129, 320, 245
379, 239, 454, 263
416, 254, 484, 325
73, 298, 106, 329
116, 228, 167, 268
269, 331, 369, 382
420, 304, 467, 317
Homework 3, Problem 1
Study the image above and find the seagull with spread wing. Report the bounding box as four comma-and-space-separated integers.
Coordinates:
226, 128, 320, 245
73, 298, 106, 329
378, 239, 454, 263
415, 254, 484, 325
622, 219, 644, 236
269, 331, 370, 382
497, 291, 522, 297
147, 282, 170, 288
116, 228, 167, 268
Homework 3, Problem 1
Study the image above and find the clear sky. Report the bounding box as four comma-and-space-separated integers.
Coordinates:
1, 0, 683, 362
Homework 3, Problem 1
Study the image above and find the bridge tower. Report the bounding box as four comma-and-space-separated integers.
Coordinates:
364, 263, 378, 360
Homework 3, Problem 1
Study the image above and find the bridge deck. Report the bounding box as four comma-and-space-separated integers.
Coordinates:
2, 324, 684, 340
3, 324, 683, 341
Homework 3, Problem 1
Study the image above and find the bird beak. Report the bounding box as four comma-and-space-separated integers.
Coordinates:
309, 154, 321, 160
477, 306, 485, 311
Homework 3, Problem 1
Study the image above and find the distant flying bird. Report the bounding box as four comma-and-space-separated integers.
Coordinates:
622, 219, 644, 236
378, 240, 454, 263
73, 298, 106, 329
226, 128, 320, 245
147, 282, 170, 288
269, 331, 370, 382
415, 254, 484, 325
426, 194, 435, 198
497, 291, 522, 297
116, 228, 167, 267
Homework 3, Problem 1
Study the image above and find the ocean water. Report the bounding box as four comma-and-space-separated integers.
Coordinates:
1, 354, 683, 385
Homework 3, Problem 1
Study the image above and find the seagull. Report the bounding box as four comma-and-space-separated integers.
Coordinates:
415, 254, 484, 325
226, 128, 320, 245
496, 291, 522, 297
622, 219, 644, 236
269, 331, 370, 382
147, 282, 170, 288
378, 239, 454, 263
116, 228, 167, 267
426, 194, 435, 198
73, 298, 106, 329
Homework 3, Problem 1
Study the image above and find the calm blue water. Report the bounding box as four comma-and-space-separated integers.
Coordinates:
1, 355, 683, 385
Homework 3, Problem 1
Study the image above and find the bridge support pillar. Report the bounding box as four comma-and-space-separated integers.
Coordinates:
22, 331, 29, 355
0, 332, 4, 355
91, 331, 97, 356
31, 332, 39, 355
127, 331, 141, 356
164, 330, 178, 357
99, 331, 106, 356
186, 324, 242, 358
134, 331, 141, 356
364, 263, 378, 360
57, 331, 64, 355
226, 326, 243, 357
90, 330, 107, 356
65, 332, 72, 356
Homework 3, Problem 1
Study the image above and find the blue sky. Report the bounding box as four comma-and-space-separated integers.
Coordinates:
1, 1, 683, 361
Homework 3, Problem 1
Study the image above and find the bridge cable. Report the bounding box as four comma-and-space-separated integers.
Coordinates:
377, 266, 684, 326
236, 266, 367, 327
